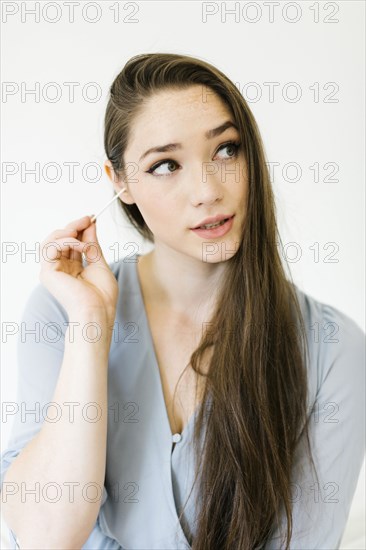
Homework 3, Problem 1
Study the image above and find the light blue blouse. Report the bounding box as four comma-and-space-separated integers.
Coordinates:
1, 253, 365, 549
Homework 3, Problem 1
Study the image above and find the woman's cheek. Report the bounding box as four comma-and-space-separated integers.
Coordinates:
136, 200, 166, 232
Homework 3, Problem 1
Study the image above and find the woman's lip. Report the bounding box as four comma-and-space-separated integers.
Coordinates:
190, 215, 235, 239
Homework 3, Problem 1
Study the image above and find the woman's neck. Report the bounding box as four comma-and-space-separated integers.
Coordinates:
137, 246, 227, 324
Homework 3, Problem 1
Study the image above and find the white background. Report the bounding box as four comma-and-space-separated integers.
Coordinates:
1, 1, 365, 548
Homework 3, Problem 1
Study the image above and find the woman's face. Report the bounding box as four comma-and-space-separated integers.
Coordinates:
106, 85, 249, 263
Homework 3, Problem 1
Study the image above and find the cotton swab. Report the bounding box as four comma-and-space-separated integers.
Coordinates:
90, 187, 127, 224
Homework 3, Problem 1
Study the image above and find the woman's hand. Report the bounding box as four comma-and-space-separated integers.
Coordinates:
39, 215, 119, 323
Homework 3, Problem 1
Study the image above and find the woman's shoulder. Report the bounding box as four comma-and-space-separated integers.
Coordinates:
107, 252, 139, 284
290, 282, 365, 398
291, 282, 365, 346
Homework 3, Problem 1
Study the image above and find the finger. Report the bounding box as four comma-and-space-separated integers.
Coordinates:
41, 238, 84, 264
41, 235, 79, 262
46, 220, 91, 262
45, 228, 78, 242
78, 222, 108, 267
63, 217, 92, 262
69, 235, 83, 263
41, 219, 91, 264
64, 215, 93, 233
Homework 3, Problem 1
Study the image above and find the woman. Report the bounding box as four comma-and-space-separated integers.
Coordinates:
1, 53, 365, 549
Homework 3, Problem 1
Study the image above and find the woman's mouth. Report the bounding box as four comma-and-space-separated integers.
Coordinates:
190, 215, 235, 239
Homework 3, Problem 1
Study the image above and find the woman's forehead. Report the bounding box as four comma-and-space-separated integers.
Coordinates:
129, 89, 232, 144
141, 85, 226, 112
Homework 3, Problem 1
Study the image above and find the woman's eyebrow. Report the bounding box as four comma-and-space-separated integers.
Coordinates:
138, 120, 238, 162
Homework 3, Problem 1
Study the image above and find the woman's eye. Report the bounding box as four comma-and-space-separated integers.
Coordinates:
146, 159, 178, 177
145, 141, 241, 177
216, 141, 241, 160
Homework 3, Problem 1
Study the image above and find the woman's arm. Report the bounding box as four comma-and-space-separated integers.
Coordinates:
1, 215, 119, 549
2, 310, 113, 549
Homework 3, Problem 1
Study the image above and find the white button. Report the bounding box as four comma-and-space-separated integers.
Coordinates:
172, 433, 182, 443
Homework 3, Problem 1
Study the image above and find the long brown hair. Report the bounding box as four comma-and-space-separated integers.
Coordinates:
104, 53, 318, 549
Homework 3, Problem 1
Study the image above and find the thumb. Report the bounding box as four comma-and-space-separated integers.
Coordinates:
82, 220, 108, 267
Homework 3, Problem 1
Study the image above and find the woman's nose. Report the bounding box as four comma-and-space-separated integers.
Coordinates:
188, 161, 224, 206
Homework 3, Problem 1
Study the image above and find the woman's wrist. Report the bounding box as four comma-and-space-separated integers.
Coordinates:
67, 306, 116, 325
65, 308, 116, 349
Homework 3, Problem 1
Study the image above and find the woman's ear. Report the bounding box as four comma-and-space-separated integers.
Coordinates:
104, 160, 135, 205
